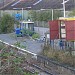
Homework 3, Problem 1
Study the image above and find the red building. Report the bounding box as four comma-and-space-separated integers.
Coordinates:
49, 19, 75, 41
65, 20, 75, 41
49, 20, 59, 40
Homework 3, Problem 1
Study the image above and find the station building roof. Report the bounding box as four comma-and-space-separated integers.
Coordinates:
0, 0, 75, 10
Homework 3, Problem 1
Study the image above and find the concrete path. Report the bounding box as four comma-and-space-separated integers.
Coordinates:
0, 33, 44, 54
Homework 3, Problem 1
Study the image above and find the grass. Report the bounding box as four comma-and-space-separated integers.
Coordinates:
42, 45, 75, 67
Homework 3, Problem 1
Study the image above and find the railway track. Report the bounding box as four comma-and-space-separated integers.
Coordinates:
22, 58, 74, 75
26, 55, 75, 75
0, 40, 75, 75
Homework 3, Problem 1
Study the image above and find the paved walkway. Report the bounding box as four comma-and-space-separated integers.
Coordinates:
0, 33, 44, 54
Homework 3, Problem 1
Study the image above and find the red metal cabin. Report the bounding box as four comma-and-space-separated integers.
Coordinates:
65, 20, 75, 41
49, 20, 59, 40
49, 19, 75, 41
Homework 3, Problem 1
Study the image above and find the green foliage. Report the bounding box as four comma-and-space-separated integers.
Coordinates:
30, 10, 52, 21
1, 52, 9, 58
0, 14, 15, 33
14, 42, 20, 47
0, 43, 4, 49
21, 28, 34, 36
16, 67, 24, 74
53, 10, 63, 20
10, 50, 16, 56
32, 33, 40, 39
68, 9, 75, 17
43, 46, 75, 67
29, 10, 62, 22
14, 42, 26, 49
29, 10, 38, 21
0, 43, 39, 75
15, 20, 20, 28
13, 57, 22, 64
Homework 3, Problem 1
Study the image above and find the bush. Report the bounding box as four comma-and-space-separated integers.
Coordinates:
21, 28, 34, 36
43, 45, 75, 67
14, 42, 26, 49
32, 33, 40, 39
0, 14, 15, 33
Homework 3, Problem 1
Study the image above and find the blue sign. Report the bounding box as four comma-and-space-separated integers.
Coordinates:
15, 13, 21, 20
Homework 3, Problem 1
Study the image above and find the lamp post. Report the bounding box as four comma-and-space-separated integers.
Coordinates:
52, 9, 54, 21
63, 0, 66, 17
61, 0, 69, 17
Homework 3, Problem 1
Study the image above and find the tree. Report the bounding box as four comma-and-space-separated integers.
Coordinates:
0, 14, 15, 33
29, 10, 52, 22
29, 10, 38, 21
68, 9, 75, 17
29, 10, 62, 22
53, 10, 63, 20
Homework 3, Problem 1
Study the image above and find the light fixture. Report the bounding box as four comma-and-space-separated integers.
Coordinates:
61, 0, 69, 17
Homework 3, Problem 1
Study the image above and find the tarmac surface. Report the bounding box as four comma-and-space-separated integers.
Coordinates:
0, 33, 44, 54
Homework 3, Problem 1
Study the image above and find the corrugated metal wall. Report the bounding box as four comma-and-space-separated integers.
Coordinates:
49, 20, 59, 40
65, 20, 75, 41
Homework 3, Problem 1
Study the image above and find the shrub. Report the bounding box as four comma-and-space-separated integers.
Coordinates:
0, 14, 15, 33
32, 33, 40, 39
14, 42, 26, 49
21, 28, 34, 36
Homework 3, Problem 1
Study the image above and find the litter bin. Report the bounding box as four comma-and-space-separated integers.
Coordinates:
15, 28, 22, 37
